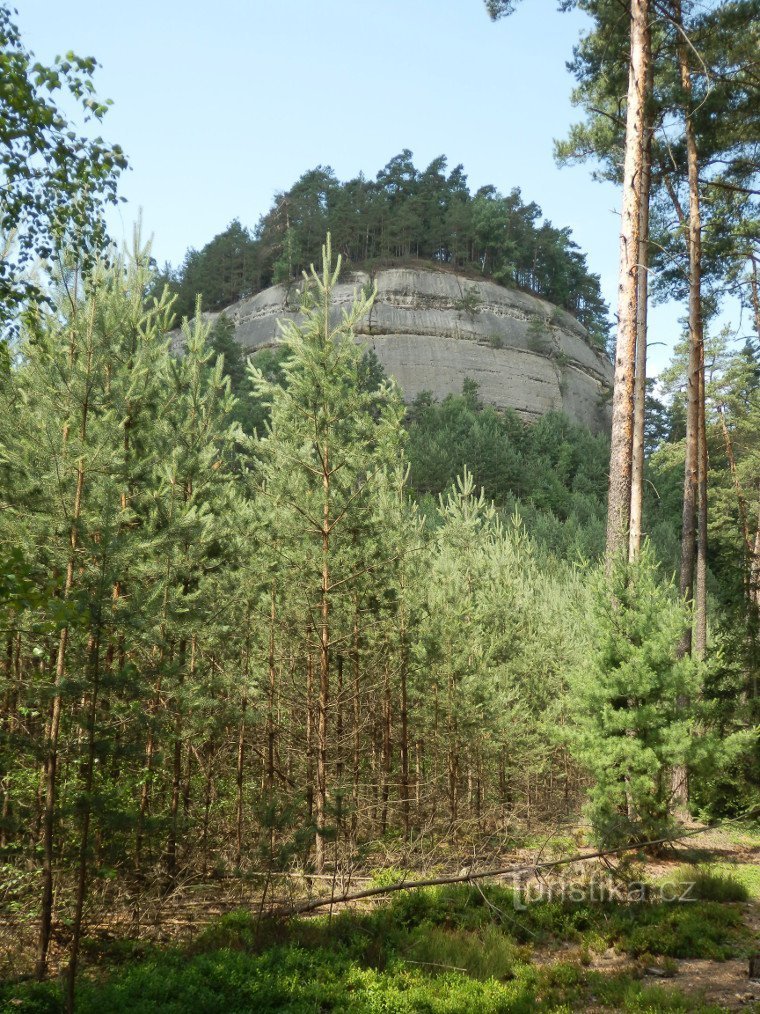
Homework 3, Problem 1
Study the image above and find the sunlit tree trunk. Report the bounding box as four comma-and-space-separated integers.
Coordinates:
629, 62, 653, 561
606, 0, 650, 557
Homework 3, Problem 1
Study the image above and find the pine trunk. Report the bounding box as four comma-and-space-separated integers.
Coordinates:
629, 68, 652, 561
236, 696, 246, 868
606, 0, 650, 557
65, 628, 102, 1013
675, 0, 704, 653
350, 608, 361, 849
315, 442, 330, 874
37, 453, 85, 979
672, 0, 706, 804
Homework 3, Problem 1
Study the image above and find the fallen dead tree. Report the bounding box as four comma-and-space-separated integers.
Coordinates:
275, 822, 732, 918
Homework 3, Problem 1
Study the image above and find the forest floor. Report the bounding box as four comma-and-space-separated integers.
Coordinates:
1, 821, 759, 1012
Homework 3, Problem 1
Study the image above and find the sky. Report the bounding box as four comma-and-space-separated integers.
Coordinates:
18, 0, 709, 374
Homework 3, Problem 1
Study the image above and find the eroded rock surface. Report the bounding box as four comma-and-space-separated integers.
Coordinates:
171, 267, 613, 433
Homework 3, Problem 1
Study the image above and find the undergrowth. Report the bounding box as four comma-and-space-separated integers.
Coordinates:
1, 883, 751, 1012
664, 865, 752, 903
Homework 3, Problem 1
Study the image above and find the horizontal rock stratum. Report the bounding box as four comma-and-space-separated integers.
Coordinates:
174, 266, 613, 433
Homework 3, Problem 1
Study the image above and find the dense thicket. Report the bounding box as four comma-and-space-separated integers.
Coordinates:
154, 153, 610, 347
0, 245, 706, 989
406, 391, 611, 560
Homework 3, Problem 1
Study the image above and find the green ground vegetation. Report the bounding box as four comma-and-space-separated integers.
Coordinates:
2, 881, 753, 1013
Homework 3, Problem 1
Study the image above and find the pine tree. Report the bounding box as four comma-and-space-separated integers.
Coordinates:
248, 236, 405, 871
569, 547, 702, 846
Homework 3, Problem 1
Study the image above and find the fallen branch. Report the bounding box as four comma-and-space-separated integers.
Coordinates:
273, 822, 727, 918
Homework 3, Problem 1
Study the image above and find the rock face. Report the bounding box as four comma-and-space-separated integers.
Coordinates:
176, 266, 613, 433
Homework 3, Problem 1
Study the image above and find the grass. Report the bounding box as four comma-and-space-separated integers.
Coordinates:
706, 862, 760, 899
718, 821, 760, 849
1, 883, 752, 1012
664, 866, 752, 903
649, 861, 760, 904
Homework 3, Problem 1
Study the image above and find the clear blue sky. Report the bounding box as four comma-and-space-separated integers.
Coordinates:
20, 0, 699, 372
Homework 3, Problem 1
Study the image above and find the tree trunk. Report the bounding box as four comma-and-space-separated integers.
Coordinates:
694, 348, 708, 657
0, 633, 19, 849
606, 0, 650, 557
675, 0, 705, 655
167, 635, 195, 888
350, 608, 361, 849
65, 628, 102, 1013
335, 654, 344, 847
671, 0, 706, 805
201, 745, 214, 878
629, 69, 652, 561
315, 446, 330, 874
267, 585, 276, 790
399, 628, 410, 841
37, 455, 85, 979
447, 672, 459, 824
236, 696, 246, 868
305, 651, 314, 823
380, 667, 392, 836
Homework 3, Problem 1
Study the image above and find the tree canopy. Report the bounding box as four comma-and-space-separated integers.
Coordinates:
156, 153, 610, 349
0, 3, 127, 347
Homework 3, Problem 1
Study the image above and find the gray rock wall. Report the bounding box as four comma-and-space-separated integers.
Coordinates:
172, 266, 613, 433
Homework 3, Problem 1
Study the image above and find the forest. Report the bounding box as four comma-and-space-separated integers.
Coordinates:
1, 0, 759, 1010
152, 154, 612, 349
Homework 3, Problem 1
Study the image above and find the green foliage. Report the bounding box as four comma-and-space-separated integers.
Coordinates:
554, 0, 759, 342
403, 923, 520, 980
614, 902, 745, 960
159, 153, 610, 346
568, 548, 705, 846
2, 886, 750, 1011
526, 316, 548, 351
454, 285, 483, 314
0, 4, 126, 335
0, 227, 744, 1001
0, 239, 246, 970
406, 391, 610, 560
666, 865, 750, 903
205, 314, 263, 436
157, 219, 258, 321
651, 332, 760, 817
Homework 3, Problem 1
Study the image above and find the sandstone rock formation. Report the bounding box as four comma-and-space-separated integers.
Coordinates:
172, 266, 613, 433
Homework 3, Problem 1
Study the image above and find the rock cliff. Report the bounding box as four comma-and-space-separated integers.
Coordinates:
173, 266, 613, 433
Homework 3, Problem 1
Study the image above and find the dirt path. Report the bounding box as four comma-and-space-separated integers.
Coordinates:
642, 954, 760, 1011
